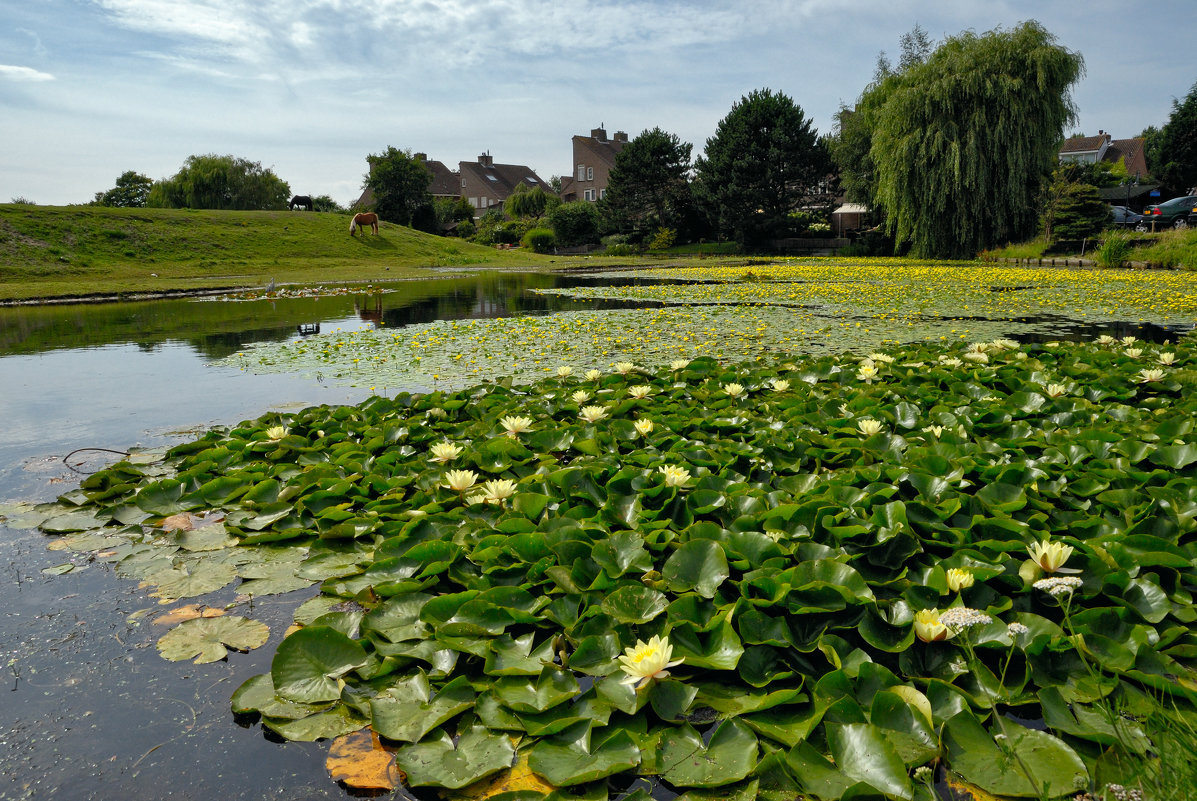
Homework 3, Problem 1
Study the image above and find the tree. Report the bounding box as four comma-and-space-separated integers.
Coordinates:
311, 195, 346, 213
1157, 80, 1197, 193
548, 201, 601, 247
504, 183, 551, 220
868, 22, 1084, 258
1139, 125, 1163, 179
146, 155, 290, 210
363, 147, 433, 226
1041, 167, 1108, 244
599, 127, 693, 238
694, 88, 830, 245
93, 171, 153, 207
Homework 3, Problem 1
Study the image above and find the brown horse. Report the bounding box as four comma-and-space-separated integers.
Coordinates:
350, 212, 379, 235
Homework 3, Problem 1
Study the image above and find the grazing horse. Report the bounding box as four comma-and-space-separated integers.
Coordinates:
350, 212, 379, 235
289, 195, 313, 211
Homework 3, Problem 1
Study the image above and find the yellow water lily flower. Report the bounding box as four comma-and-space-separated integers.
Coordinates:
1124, 348, 1143, 358
1027, 539, 1073, 573
556, 366, 573, 377
1158, 352, 1176, 365
658, 464, 691, 487
1045, 383, 1067, 398
634, 418, 654, 436
579, 405, 608, 423
479, 478, 518, 504
501, 415, 534, 436
857, 363, 880, 383
265, 425, 288, 440
618, 635, 684, 688
628, 385, 653, 399
913, 609, 952, 642
443, 469, 479, 492
769, 379, 790, 392
857, 418, 884, 436
945, 568, 975, 592
614, 361, 637, 374
723, 382, 746, 397
429, 442, 462, 462
670, 359, 690, 370
571, 390, 592, 404
585, 369, 602, 381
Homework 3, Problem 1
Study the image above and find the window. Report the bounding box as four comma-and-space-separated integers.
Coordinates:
599, 188, 606, 200
584, 189, 596, 201
486, 174, 498, 182
461, 179, 466, 188
577, 164, 585, 181
586, 167, 594, 181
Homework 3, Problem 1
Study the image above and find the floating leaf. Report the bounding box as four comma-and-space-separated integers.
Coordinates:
325, 728, 401, 791
395, 725, 516, 789
659, 720, 758, 788
156, 615, 269, 663
272, 625, 369, 703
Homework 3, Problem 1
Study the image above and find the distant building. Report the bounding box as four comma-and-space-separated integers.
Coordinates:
353, 153, 459, 210
560, 126, 629, 203
458, 153, 552, 217
1058, 131, 1148, 178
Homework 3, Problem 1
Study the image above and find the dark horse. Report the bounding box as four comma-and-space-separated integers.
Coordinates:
350, 212, 379, 235
289, 195, 313, 211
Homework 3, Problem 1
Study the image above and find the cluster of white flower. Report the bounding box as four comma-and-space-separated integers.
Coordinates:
1006, 622, 1030, 637
938, 606, 992, 630
1033, 576, 1083, 596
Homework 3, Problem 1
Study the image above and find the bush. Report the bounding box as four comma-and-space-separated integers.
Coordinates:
548, 202, 601, 247
647, 227, 677, 251
521, 228, 556, 253
605, 243, 638, 256
1095, 231, 1132, 268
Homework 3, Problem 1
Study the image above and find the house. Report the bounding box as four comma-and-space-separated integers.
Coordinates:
1059, 131, 1157, 209
559, 127, 629, 203
353, 153, 459, 209
458, 153, 552, 217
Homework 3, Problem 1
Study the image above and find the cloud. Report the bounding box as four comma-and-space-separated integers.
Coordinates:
0, 64, 55, 82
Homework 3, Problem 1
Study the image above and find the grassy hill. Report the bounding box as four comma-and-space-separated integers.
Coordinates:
0, 205, 550, 301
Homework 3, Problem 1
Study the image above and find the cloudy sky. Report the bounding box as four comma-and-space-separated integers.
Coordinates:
2, 0, 1193, 206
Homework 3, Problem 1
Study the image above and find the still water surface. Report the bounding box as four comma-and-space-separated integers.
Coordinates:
0, 269, 1188, 800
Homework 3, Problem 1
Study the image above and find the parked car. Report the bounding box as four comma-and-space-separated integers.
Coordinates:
1109, 205, 1148, 230
1141, 195, 1197, 229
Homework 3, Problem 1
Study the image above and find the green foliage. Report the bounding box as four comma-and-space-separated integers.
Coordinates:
40, 334, 1197, 798
695, 88, 830, 246
147, 155, 290, 211
599, 127, 693, 238
434, 197, 475, 231
1042, 173, 1108, 244
1133, 228, 1197, 269
363, 146, 434, 226
1140, 124, 1164, 179
868, 22, 1085, 258
647, 227, 676, 251
93, 170, 153, 207
521, 227, 556, 253
1095, 230, 1132, 268
504, 184, 551, 219
548, 201, 601, 247
1158, 80, 1197, 193
310, 195, 345, 213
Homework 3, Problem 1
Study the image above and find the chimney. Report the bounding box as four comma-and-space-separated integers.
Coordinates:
478, 153, 493, 167
591, 127, 607, 141
415, 152, 427, 161
614, 131, 628, 143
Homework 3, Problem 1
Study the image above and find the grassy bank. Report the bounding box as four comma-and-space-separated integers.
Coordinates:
986, 228, 1197, 268
0, 205, 560, 302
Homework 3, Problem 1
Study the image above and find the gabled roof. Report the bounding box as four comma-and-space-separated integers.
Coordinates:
425, 159, 460, 197
1104, 138, 1148, 178
1060, 134, 1108, 155
459, 158, 551, 199
573, 132, 627, 168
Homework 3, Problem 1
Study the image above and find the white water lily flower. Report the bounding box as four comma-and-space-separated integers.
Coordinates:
501, 415, 534, 436
1045, 383, 1067, 398
1124, 348, 1143, 358
939, 357, 963, 367
479, 478, 518, 504
963, 351, 989, 364
990, 338, 1018, 351
868, 352, 895, 363
429, 441, 462, 462
922, 425, 944, 437
857, 363, 880, 383
571, 390, 592, 404
1095, 335, 1117, 345
670, 359, 690, 370
618, 635, 684, 688
770, 379, 790, 392
265, 425, 288, 440
658, 464, 691, 487
966, 342, 989, 353
426, 408, 448, 419
614, 361, 637, 375
1137, 368, 1166, 383
1121, 336, 1137, 346
634, 418, 654, 436
556, 365, 573, 377
443, 469, 479, 492
857, 418, 884, 436
585, 369, 602, 381
1014, 352, 1028, 360
723, 382, 746, 397
579, 405, 608, 423
628, 385, 653, 399
1027, 539, 1073, 572
1158, 352, 1176, 365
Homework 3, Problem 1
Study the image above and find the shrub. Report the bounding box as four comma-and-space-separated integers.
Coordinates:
548, 202, 601, 247
521, 228, 556, 253
648, 227, 677, 251
605, 243, 638, 256
1095, 231, 1132, 268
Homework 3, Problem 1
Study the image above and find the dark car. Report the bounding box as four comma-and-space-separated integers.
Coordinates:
1109, 205, 1148, 230
1141, 195, 1197, 229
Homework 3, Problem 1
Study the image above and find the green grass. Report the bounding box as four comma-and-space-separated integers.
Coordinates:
987, 229, 1197, 268
0, 205, 561, 301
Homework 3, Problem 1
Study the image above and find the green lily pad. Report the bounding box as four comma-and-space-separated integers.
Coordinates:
271, 625, 369, 703
394, 724, 515, 789
156, 615, 270, 664
659, 719, 759, 788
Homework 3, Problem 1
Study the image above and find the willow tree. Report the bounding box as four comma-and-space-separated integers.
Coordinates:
870, 22, 1084, 259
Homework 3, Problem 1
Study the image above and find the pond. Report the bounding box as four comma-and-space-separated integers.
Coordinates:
0, 262, 1193, 800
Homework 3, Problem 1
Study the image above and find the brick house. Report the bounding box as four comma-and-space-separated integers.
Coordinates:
559, 127, 629, 203
1058, 131, 1148, 177
353, 153, 459, 209
458, 153, 552, 217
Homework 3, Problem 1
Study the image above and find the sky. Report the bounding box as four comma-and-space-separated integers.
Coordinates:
2, 0, 1194, 207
